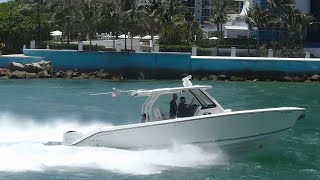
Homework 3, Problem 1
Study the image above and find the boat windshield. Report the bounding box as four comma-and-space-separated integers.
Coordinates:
189, 89, 216, 109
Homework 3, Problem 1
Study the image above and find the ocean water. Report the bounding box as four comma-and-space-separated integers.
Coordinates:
0, 79, 318, 180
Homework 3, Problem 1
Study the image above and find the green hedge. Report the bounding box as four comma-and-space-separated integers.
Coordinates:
160, 45, 192, 52
197, 48, 212, 56
194, 38, 257, 49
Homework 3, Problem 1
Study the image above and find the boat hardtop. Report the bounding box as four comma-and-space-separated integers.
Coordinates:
131, 85, 212, 97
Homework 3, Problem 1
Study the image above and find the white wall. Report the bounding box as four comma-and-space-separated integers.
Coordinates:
304, 48, 320, 57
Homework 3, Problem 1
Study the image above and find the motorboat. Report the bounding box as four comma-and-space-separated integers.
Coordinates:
59, 76, 305, 151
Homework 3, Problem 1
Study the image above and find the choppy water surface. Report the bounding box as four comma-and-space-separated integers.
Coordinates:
0, 80, 318, 179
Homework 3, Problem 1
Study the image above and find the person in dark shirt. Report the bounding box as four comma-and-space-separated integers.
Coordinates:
177, 97, 195, 118
141, 114, 147, 123
169, 94, 178, 118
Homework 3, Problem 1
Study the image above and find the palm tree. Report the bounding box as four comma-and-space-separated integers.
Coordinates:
245, 6, 271, 56
50, 0, 76, 44
267, 0, 294, 42
17, 0, 55, 47
184, 9, 194, 42
209, 0, 235, 54
281, 7, 313, 56
138, 0, 163, 51
76, 0, 101, 50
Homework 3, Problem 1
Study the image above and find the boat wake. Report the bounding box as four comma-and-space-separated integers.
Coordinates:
0, 113, 227, 175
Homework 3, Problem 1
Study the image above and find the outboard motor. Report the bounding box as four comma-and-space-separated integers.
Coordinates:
62, 131, 83, 145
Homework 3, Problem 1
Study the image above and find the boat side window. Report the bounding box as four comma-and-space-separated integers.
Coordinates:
189, 89, 216, 109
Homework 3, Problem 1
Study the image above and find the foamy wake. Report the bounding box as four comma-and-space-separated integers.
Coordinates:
0, 112, 227, 175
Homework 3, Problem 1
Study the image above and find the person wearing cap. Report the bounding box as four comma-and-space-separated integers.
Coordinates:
177, 96, 195, 118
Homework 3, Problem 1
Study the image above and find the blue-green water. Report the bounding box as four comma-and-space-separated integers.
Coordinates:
0, 80, 318, 179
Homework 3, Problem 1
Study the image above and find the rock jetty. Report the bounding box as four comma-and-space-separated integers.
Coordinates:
1, 61, 320, 83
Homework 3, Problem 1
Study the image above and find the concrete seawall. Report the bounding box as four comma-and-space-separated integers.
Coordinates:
2, 50, 320, 77
0, 54, 43, 68
22, 50, 191, 76
191, 56, 320, 74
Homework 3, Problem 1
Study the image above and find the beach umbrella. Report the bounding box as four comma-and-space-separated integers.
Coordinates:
133, 36, 141, 39
209, 36, 219, 40
50, 30, 62, 36
141, 35, 152, 40
118, 34, 129, 39
154, 35, 160, 40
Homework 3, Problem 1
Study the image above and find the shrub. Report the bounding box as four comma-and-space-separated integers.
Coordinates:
160, 45, 192, 52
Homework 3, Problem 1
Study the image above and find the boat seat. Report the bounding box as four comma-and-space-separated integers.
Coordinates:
193, 105, 202, 116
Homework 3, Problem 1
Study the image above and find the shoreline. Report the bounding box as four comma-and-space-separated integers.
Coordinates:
1, 69, 320, 83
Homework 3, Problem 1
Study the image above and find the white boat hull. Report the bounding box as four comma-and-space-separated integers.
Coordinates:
66, 107, 305, 151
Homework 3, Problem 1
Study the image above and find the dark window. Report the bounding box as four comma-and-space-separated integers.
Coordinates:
202, 8, 210, 16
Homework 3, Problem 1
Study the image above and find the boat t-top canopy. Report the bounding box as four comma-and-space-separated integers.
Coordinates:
131, 85, 212, 97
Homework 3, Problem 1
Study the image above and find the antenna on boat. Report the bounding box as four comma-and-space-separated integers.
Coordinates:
182, 75, 193, 87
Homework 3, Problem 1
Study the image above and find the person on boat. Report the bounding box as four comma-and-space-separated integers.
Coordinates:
169, 94, 178, 118
177, 97, 196, 118
141, 114, 147, 123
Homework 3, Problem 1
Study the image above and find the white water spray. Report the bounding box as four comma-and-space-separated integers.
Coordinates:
0, 112, 227, 175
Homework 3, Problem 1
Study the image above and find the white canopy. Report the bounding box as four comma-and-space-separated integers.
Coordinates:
154, 35, 160, 40
118, 34, 129, 39
141, 35, 152, 40
131, 85, 212, 97
133, 36, 141, 39
224, 26, 248, 30
209, 37, 219, 40
50, 30, 62, 36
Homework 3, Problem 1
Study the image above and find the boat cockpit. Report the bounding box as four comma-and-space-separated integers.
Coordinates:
131, 76, 229, 122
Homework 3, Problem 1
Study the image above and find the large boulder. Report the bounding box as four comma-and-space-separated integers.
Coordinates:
96, 71, 111, 79
26, 73, 37, 79
25, 62, 44, 73
0, 76, 9, 80
72, 71, 80, 77
0, 68, 10, 77
9, 62, 25, 72
230, 76, 245, 81
310, 74, 320, 81
37, 70, 49, 78
208, 75, 218, 81
201, 77, 208, 81
282, 76, 293, 82
65, 70, 74, 78
54, 70, 66, 78
38, 60, 53, 72
218, 75, 228, 81
10, 71, 27, 79
292, 76, 305, 82
79, 73, 90, 79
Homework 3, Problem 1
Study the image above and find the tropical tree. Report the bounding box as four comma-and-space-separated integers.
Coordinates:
159, 7, 202, 46
16, 0, 55, 47
138, 0, 163, 51
208, 0, 235, 53
75, 0, 102, 49
245, 6, 272, 55
50, 0, 76, 44
281, 7, 313, 56
266, 0, 294, 43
